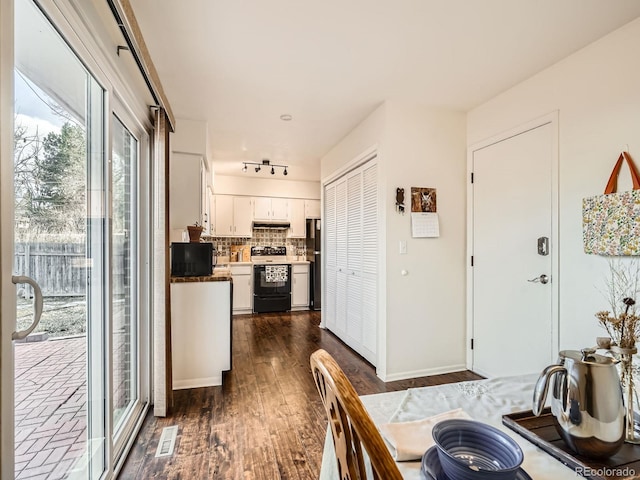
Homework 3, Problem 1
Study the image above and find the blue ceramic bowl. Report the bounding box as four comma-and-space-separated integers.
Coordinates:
432, 419, 524, 480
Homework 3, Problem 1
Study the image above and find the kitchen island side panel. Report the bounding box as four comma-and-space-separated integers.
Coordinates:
170, 280, 231, 389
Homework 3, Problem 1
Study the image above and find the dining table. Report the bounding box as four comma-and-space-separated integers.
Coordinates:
318, 374, 591, 479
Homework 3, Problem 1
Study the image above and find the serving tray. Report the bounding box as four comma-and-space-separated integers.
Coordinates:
502, 408, 640, 480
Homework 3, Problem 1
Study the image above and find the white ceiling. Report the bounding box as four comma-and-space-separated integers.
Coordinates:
130, 0, 640, 182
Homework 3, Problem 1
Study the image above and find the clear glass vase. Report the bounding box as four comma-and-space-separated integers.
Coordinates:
611, 345, 640, 444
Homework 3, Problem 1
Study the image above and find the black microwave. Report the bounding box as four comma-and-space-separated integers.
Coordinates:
171, 242, 213, 277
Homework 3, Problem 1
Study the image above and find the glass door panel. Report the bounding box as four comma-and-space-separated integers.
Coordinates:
111, 115, 138, 439
14, 1, 105, 478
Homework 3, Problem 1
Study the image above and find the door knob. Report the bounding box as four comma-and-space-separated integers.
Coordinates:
528, 274, 549, 284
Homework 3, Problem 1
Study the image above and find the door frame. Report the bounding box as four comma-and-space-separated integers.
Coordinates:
0, 1, 15, 477
465, 111, 560, 372
110, 100, 152, 472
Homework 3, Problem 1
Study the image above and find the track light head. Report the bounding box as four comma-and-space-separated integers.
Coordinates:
283, 168, 288, 176
242, 164, 247, 172
255, 166, 261, 173
271, 167, 275, 175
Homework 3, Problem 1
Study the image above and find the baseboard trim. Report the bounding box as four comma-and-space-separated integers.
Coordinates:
173, 375, 222, 389
380, 363, 468, 382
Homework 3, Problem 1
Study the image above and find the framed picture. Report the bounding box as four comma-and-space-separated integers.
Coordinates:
411, 187, 437, 213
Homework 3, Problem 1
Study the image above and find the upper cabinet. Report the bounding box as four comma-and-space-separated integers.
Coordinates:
233, 197, 253, 236
213, 195, 253, 237
170, 118, 212, 234
287, 199, 306, 238
169, 152, 206, 231
213, 194, 233, 236
253, 197, 289, 221
305, 199, 321, 219
209, 194, 320, 238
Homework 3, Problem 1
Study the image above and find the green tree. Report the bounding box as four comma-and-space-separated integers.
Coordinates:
15, 122, 86, 236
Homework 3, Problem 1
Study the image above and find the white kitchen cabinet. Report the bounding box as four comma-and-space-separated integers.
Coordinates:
305, 199, 321, 219
230, 264, 252, 313
233, 197, 253, 236
169, 152, 206, 231
287, 199, 306, 238
292, 263, 309, 309
253, 197, 289, 221
271, 197, 289, 220
213, 195, 254, 237
213, 194, 234, 236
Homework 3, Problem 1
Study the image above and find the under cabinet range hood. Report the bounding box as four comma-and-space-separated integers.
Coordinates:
252, 221, 290, 230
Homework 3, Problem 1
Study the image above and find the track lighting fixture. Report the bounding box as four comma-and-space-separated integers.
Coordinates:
242, 159, 289, 176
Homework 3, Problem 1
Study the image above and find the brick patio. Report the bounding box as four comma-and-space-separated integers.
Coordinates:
14, 336, 87, 480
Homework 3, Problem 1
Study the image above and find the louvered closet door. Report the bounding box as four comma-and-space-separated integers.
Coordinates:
361, 163, 378, 358
323, 156, 378, 366
335, 179, 348, 336
346, 170, 363, 351
324, 184, 337, 330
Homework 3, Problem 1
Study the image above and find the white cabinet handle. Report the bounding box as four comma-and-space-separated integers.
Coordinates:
12, 275, 44, 340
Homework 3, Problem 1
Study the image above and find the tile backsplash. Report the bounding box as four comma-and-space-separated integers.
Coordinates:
202, 229, 305, 256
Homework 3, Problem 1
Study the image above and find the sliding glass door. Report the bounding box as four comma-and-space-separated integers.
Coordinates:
5, 1, 150, 477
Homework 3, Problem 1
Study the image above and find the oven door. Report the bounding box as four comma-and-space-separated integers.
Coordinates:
253, 264, 292, 295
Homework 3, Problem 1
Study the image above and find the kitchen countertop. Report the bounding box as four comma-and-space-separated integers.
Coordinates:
170, 272, 232, 283
216, 258, 310, 267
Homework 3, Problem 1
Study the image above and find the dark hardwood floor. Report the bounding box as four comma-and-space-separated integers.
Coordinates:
119, 311, 482, 479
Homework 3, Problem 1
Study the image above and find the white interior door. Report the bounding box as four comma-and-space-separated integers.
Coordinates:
472, 121, 556, 377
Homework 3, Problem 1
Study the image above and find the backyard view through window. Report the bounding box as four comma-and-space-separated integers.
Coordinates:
14, 0, 105, 478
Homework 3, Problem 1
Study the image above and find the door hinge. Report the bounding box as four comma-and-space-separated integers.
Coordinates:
471, 338, 474, 350
471, 172, 474, 183
471, 256, 474, 267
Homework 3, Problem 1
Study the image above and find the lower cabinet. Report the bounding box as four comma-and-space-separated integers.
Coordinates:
291, 263, 309, 310
230, 264, 252, 313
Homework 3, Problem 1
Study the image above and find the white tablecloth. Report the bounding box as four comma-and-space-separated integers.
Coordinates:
319, 375, 580, 479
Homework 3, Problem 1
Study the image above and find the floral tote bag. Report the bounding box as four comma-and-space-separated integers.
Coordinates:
583, 151, 640, 256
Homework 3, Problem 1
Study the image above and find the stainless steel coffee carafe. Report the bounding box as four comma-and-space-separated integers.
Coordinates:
533, 348, 625, 458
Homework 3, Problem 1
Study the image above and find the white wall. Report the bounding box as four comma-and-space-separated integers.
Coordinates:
320, 101, 467, 381
383, 103, 467, 380
321, 103, 387, 181
468, 17, 640, 351
213, 175, 320, 200
171, 117, 208, 157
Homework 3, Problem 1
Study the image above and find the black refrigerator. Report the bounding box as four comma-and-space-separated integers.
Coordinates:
306, 219, 321, 310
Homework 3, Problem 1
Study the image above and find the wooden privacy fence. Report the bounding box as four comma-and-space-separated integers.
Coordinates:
14, 241, 126, 298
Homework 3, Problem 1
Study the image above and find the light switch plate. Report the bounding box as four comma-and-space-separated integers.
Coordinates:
399, 240, 407, 255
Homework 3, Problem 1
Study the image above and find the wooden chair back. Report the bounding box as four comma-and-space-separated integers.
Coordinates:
310, 349, 403, 480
